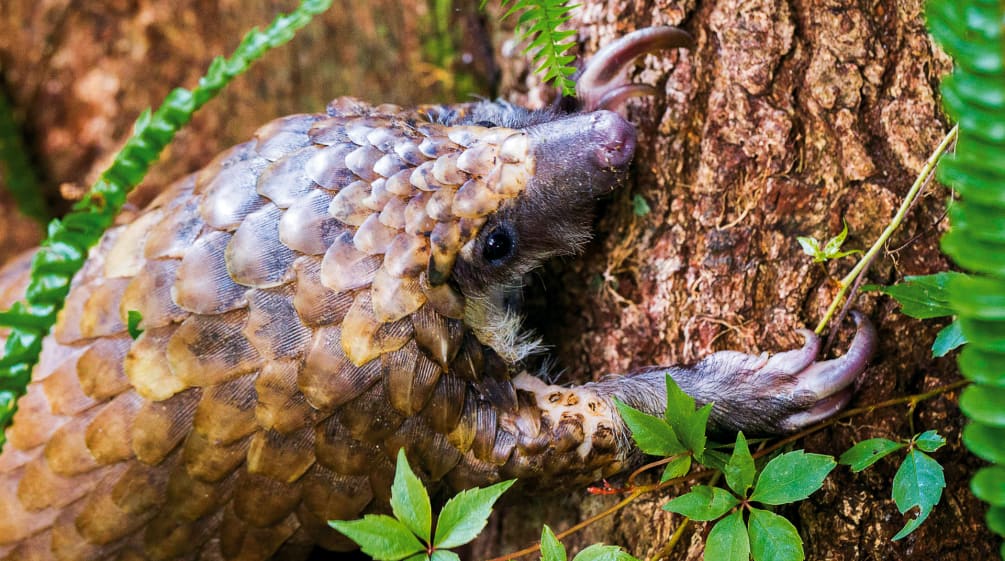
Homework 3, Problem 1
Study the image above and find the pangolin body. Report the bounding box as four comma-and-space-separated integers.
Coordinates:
0, 28, 876, 560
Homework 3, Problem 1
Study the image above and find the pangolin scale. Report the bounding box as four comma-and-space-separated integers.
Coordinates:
0, 28, 875, 560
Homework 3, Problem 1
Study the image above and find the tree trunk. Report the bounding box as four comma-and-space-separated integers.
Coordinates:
0, 0, 996, 560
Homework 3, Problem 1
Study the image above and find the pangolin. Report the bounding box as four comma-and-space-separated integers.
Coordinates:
0, 27, 876, 560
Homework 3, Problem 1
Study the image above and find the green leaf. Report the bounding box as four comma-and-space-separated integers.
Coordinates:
540, 524, 567, 561
329, 515, 425, 561
702, 448, 731, 471
403, 554, 428, 561
724, 432, 756, 496
822, 220, 853, 257
127, 310, 144, 340
960, 385, 1005, 425
571, 543, 638, 561
932, 320, 967, 357
838, 438, 905, 472
891, 450, 945, 540
613, 399, 685, 456
748, 507, 804, 561
632, 194, 651, 216
660, 455, 692, 483
913, 430, 946, 453
677, 403, 712, 459
433, 479, 515, 549
663, 374, 696, 425
705, 511, 750, 561
874, 272, 965, 319
430, 551, 460, 561
749, 451, 836, 505
971, 466, 1005, 507
987, 505, 1005, 536
796, 236, 821, 259
390, 449, 432, 543
662, 485, 740, 521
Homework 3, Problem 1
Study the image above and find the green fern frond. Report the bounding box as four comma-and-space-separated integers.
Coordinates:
926, 0, 1005, 556
0, 0, 333, 450
495, 0, 580, 95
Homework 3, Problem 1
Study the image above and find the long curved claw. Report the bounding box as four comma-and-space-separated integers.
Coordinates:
577, 26, 694, 112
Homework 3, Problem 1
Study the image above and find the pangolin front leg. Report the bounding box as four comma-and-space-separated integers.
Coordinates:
0, 27, 875, 560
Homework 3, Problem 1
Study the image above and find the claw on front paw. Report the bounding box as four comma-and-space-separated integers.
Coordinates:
687, 311, 877, 434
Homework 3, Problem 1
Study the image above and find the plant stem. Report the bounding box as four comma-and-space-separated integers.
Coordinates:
814, 124, 959, 335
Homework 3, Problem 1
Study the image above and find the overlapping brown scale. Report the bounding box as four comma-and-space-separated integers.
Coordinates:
344, 145, 383, 182
103, 208, 164, 279
119, 259, 187, 330
334, 383, 405, 444
411, 302, 464, 369
382, 234, 428, 278
109, 460, 171, 520
444, 452, 501, 492
166, 311, 263, 389
304, 143, 355, 189
38, 349, 94, 416
0, 472, 60, 544
421, 276, 465, 319
124, 326, 186, 402
78, 278, 131, 339
17, 455, 103, 510
255, 360, 314, 434
320, 232, 380, 293
219, 506, 299, 561
43, 405, 102, 476
339, 291, 414, 367
328, 181, 372, 227
253, 114, 319, 162
313, 415, 377, 476
84, 391, 144, 465
52, 277, 98, 345
131, 389, 201, 465
172, 231, 248, 315
378, 196, 407, 230
74, 462, 161, 545
143, 194, 204, 261
384, 168, 413, 197
299, 326, 381, 411
244, 287, 312, 361
5, 384, 67, 451
181, 431, 250, 483
383, 417, 460, 481
142, 509, 223, 561
421, 373, 466, 435
417, 134, 460, 159
370, 268, 425, 323
372, 152, 410, 179
382, 340, 442, 416
403, 191, 434, 236
452, 178, 502, 218
362, 178, 395, 212
50, 502, 119, 561
198, 157, 269, 231
288, 260, 347, 330
255, 147, 318, 209
352, 214, 397, 255
299, 464, 372, 529
163, 467, 236, 522
279, 189, 340, 255
233, 472, 302, 528
192, 373, 258, 445
247, 426, 315, 484
226, 204, 297, 288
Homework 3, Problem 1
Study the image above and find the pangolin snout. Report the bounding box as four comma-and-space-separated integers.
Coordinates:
588, 110, 636, 169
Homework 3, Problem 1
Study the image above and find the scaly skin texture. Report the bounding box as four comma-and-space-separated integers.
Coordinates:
0, 28, 875, 560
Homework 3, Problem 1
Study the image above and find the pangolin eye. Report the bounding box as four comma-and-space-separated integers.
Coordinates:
482, 226, 516, 264
474, 120, 498, 128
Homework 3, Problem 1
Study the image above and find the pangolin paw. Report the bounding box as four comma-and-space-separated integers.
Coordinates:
682, 312, 877, 434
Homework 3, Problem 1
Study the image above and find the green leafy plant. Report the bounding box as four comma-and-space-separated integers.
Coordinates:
869, 272, 968, 357
540, 525, 639, 561
331, 449, 514, 561
797, 221, 861, 264
0, 0, 333, 450
663, 433, 835, 561
840, 430, 947, 539
488, 0, 579, 95
614, 375, 713, 481
925, 0, 1005, 555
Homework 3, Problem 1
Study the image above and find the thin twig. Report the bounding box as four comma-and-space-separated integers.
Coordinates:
815, 124, 959, 335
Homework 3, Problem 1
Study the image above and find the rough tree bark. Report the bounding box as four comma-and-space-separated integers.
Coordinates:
0, 0, 997, 560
